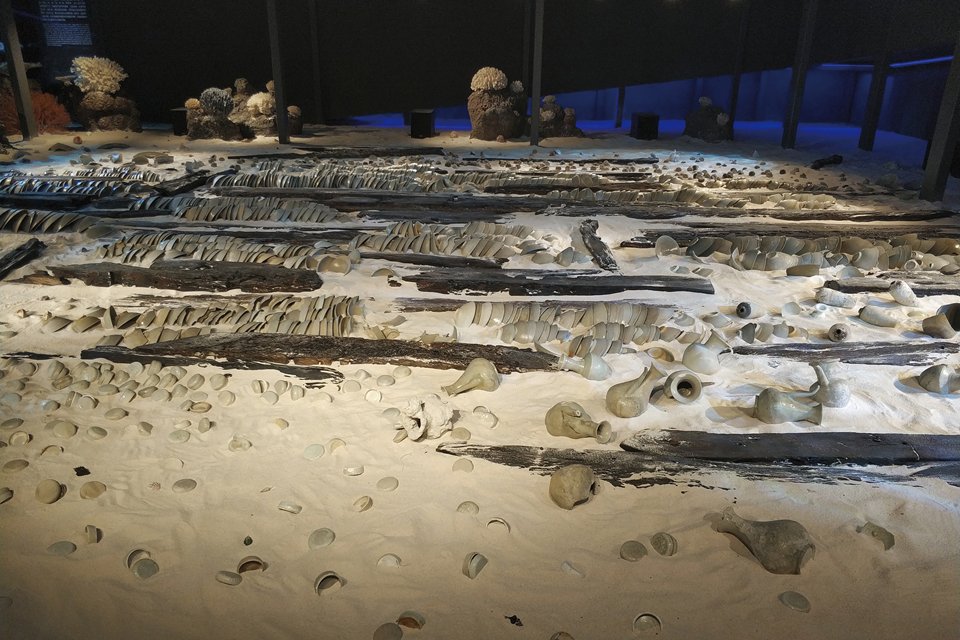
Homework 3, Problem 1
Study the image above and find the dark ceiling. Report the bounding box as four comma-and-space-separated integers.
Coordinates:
36, 0, 960, 121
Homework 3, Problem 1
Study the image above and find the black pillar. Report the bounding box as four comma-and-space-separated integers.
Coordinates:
782, 0, 818, 149
728, 0, 751, 140
520, 0, 533, 94
266, 0, 290, 144
0, 0, 37, 139
529, 0, 544, 146
858, 4, 894, 151
857, 57, 891, 152
307, 0, 324, 124
615, 86, 626, 128
920, 30, 960, 201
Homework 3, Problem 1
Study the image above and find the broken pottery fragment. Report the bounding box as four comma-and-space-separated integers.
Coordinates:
856, 522, 895, 550
548, 464, 597, 510
917, 364, 960, 395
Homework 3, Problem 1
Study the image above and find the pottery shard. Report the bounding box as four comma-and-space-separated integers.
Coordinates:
548, 464, 596, 510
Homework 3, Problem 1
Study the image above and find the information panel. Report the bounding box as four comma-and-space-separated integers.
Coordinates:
39, 0, 93, 47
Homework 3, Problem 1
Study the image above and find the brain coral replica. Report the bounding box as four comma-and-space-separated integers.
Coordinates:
70, 56, 128, 95
470, 67, 508, 92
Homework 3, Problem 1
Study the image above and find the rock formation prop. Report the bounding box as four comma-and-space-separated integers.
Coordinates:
467, 67, 525, 141
187, 79, 302, 140
537, 95, 583, 138
683, 96, 730, 142
185, 87, 242, 140
70, 56, 141, 131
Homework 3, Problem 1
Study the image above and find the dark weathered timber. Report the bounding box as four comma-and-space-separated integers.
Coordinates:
154, 169, 215, 196
619, 223, 960, 249
83, 220, 369, 244
0, 193, 96, 210
436, 443, 960, 488
48, 260, 323, 293
731, 341, 959, 366
621, 430, 960, 465
393, 297, 670, 313
359, 251, 503, 269
548, 205, 957, 224
72, 208, 174, 219
404, 268, 714, 296
578, 219, 619, 272
825, 274, 960, 298
0, 237, 45, 280
116, 332, 559, 373
207, 187, 542, 216
462, 155, 659, 166
205, 186, 953, 224
357, 208, 507, 224
292, 145, 447, 158
81, 345, 342, 386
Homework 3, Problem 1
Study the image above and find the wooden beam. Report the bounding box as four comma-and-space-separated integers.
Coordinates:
920, 29, 960, 201
578, 219, 619, 272
435, 443, 960, 489
0, 0, 37, 139
857, 4, 893, 151
520, 0, 533, 94
728, 0, 751, 138
781, 0, 818, 148
266, 0, 290, 144
621, 430, 960, 465
0, 238, 44, 280
731, 341, 959, 366
403, 268, 714, 296
307, 0, 325, 123
94, 332, 561, 374
81, 345, 343, 385
825, 273, 960, 298
359, 251, 504, 270
528, 0, 544, 146
47, 260, 323, 293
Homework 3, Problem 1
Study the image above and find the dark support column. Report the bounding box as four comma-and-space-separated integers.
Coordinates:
920, 31, 960, 202
728, 0, 751, 139
858, 5, 893, 151
857, 57, 891, 151
781, 0, 818, 148
0, 0, 37, 139
615, 86, 626, 128
266, 0, 290, 144
529, 0, 544, 146
521, 0, 532, 93
307, 0, 324, 124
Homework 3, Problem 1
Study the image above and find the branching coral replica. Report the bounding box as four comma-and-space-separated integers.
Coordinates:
467, 66, 525, 141
70, 56, 140, 131
70, 56, 127, 95
0, 90, 70, 135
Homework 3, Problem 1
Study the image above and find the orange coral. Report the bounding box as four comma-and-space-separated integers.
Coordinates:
0, 90, 72, 135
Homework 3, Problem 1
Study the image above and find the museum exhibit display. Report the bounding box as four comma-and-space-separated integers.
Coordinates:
1, 0, 960, 638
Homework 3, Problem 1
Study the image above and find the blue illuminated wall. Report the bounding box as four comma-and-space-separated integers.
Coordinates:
431, 61, 951, 142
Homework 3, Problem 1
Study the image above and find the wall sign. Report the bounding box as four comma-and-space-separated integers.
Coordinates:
39, 0, 93, 47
